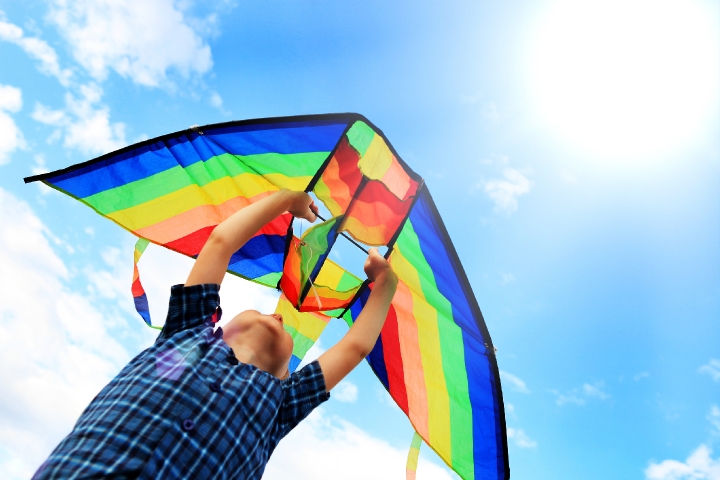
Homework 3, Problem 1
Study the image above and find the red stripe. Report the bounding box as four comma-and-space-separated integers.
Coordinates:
381, 304, 409, 415
280, 237, 302, 307
164, 213, 292, 255
131, 277, 145, 296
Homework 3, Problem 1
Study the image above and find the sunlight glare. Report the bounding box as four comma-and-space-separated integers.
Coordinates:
528, 0, 719, 159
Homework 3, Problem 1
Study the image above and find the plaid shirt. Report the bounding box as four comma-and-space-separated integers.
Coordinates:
34, 283, 329, 479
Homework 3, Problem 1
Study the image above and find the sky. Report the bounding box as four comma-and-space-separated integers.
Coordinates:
0, 0, 718, 478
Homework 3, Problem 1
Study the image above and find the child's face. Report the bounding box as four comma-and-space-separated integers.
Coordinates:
227, 310, 294, 369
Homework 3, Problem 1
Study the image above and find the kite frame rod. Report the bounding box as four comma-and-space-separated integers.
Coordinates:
315, 213, 369, 254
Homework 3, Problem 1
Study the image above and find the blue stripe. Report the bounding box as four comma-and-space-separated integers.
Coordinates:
49, 121, 348, 198
462, 328, 505, 479
407, 192, 484, 343
407, 189, 506, 478
133, 294, 151, 325
288, 355, 302, 373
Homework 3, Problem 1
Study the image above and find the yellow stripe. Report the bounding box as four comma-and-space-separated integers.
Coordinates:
314, 178, 344, 217
275, 295, 329, 340
315, 259, 346, 290
392, 245, 452, 461
358, 134, 393, 180
108, 173, 310, 231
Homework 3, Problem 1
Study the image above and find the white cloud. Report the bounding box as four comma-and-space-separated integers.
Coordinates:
473, 156, 533, 215
482, 167, 533, 214
0, 84, 25, 165
210, 91, 224, 109
48, 0, 213, 87
333, 381, 359, 403
645, 444, 720, 480
507, 427, 537, 449
0, 13, 72, 85
264, 409, 454, 480
700, 359, 720, 382
0, 188, 285, 478
500, 370, 530, 394
634, 372, 650, 381
551, 381, 610, 406
0, 188, 139, 478
32, 83, 127, 155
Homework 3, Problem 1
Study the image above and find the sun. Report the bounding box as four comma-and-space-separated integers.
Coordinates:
527, 0, 719, 160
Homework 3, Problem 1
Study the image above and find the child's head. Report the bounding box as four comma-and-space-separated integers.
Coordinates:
222, 310, 293, 378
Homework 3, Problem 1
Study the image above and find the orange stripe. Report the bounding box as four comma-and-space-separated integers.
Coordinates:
134, 191, 274, 243
394, 280, 429, 438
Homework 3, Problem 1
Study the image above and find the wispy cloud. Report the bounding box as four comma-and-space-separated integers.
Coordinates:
47, 0, 213, 88
507, 427, 537, 449
483, 168, 533, 214
472, 156, 534, 215
0, 84, 25, 165
32, 83, 127, 155
709, 405, 720, 437
634, 372, 650, 381
499, 272, 516, 286
500, 370, 530, 394
699, 359, 720, 382
0, 13, 72, 85
550, 381, 610, 406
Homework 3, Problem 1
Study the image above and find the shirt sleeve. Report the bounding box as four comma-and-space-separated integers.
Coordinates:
274, 360, 330, 439
157, 283, 220, 340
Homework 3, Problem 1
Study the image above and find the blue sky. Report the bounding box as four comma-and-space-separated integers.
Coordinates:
0, 0, 718, 478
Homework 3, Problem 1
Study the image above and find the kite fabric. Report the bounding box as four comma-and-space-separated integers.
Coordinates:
406, 431, 423, 480
24, 113, 510, 480
132, 237, 152, 326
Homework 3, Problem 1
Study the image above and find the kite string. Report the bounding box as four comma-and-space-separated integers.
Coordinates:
302, 242, 323, 310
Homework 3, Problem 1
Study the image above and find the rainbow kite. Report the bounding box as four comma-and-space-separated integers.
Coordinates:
25, 113, 509, 480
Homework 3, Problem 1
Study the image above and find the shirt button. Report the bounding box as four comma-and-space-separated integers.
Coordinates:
182, 419, 195, 431
209, 381, 222, 393
227, 356, 238, 365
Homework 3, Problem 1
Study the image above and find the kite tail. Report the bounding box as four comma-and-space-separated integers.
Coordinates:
132, 238, 159, 329
406, 430, 422, 480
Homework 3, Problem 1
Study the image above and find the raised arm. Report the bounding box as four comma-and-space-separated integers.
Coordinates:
185, 189, 318, 287
318, 248, 398, 391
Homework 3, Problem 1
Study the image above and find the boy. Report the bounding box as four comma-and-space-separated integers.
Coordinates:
34, 189, 398, 479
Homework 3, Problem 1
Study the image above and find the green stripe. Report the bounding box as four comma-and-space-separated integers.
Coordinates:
300, 217, 338, 288
395, 220, 474, 480
83, 151, 329, 214
250, 271, 281, 287
345, 121, 375, 155
284, 324, 316, 358
335, 270, 363, 292
135, 237, 150, 254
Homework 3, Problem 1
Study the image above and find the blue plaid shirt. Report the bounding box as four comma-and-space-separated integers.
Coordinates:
34, 284, 329, 479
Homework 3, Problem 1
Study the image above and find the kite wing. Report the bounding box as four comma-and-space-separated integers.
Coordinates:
24, 113, 509, 480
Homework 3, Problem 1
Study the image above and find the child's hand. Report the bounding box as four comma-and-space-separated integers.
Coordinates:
363, 248, 396, 283
285, 190, 319, 223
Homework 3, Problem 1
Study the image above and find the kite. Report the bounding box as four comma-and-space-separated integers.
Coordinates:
25, 113, 510, 480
